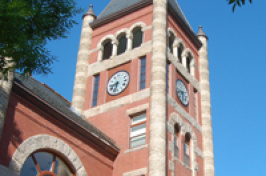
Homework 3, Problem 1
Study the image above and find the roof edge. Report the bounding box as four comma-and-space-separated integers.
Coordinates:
12, 78, 120, 158
90, 0, 152, 29
168, 4, 202, 49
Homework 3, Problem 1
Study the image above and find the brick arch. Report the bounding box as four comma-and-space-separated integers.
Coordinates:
9, 134, 87, 176
169, 112, 198, 176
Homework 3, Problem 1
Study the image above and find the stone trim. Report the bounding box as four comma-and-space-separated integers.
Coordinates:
123, 167, 147, 176
168, 53, 200, 91
126, 103, 149, 116
88, 41, 152, 77
9, 134, 87, 176
84, 89, 150, 118
168, 112, 199, 176
124, 144, 148, 154
167, 95, 202, 132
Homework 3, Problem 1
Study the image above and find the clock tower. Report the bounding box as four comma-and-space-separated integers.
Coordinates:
72, 0, 215, 176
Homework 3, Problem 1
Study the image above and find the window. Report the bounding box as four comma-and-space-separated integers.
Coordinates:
186, 56, 191, 73
178, 46, 183, 63
103, 40, 113, 60
169, 34, 175, 53
117, 34, 127, 55
184, 133, 191, 166
139, 57, 146, 90
92, 75, 100, 107
174, 124, 180, 158
166, 62, 170, 93
132, 27, 143, 49
130, 114, 146, 148
20, 151, 74, 176
194, 89, 198, 121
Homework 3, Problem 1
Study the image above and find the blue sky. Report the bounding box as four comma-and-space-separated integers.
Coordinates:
35, 0, 266, 175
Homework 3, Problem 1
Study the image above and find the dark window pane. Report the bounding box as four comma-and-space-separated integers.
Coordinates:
20, 156, 37, 176
178, 47, 183, 63
117, 35, 127, 55
139, 58, 146, 90
166, 63, 169, 93
133, 28, 143, 49
169, 35, 174, 53
103, 41, 113, 60
35, 152, 53, 171
186, 57, 191, 73
92, 75, 100, 107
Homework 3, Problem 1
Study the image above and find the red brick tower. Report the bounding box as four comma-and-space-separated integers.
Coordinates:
72, 0, 215, 176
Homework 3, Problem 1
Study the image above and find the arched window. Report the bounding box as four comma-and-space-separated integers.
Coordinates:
169, 33, 175, 53
177, 45, 183, 64
132, 27, 143, 49
103, 40, 113, 60
117, 34, 127, 55
20, 151, 75, 176
174, 124, 181, 158
184, 133, 191, 166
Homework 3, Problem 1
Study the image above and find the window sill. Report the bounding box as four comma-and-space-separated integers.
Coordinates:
173, 157, 192, 171
124, 144, 148, 154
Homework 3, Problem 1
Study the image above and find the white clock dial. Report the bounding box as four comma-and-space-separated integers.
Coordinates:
107, 71, 130, 96
176, 79, 189, 106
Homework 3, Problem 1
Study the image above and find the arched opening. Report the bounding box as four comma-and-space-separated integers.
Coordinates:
174, 124, 181, 158
186, 54, 192, 73
103, 39, 113, 60
132, 27, 143, 49
20, 151, 75, 176
117, 33, 127, 55
169, 33, 175, 54
178, 45, 184, 64
184, 133, 191, 166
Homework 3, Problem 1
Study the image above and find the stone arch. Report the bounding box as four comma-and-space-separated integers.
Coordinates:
181, 48, 195, 76
169, 112, 198, 176
116, 29, 130, 53
129, 22, 146, 32
9, 134, 87, 176
167, 27, 177, 38
97, 34, 117, 61
115, 28, 130, 38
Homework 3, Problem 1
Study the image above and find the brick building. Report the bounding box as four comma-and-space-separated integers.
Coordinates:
0, 0, 215, 176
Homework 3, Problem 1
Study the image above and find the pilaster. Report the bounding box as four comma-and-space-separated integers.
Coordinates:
197, 26, 215, 176
149, 0, 167, 175
72, 5, 96, 114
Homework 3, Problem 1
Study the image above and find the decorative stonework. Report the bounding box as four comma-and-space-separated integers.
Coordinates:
9, 135, 87, 176
167, 95, 202, 132
84, 89, 150, 118
168, 112, 200, 176
123, 168, 147, 176
88, 41, 152, 77
126, 103, 149, 116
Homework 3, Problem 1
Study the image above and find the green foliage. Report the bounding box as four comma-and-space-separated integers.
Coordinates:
228, 0, 253, 12
0, 0, 82, 76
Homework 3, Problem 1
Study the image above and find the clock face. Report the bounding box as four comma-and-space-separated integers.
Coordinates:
107, 71, 130, 96
176, 79, 189, 106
